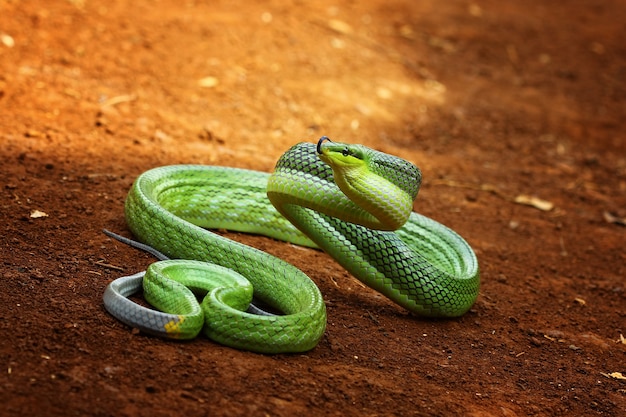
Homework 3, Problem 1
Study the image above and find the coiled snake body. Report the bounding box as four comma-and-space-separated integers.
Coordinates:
103, 138, 479, 353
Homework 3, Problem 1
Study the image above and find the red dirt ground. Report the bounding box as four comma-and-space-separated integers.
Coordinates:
1, 1, 625, 416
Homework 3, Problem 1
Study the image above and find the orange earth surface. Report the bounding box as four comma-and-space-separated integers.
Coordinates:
1, 0, 625, 416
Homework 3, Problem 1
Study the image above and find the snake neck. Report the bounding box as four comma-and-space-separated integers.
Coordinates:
317, 141, 420, 231
325, 160, 414, 231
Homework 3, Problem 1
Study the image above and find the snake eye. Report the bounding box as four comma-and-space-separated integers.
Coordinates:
341, 148, 350, 157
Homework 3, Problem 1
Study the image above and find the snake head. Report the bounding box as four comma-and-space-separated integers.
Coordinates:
316, 136, 367, 169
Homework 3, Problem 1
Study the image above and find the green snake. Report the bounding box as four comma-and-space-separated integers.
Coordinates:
103, 137, 479, 353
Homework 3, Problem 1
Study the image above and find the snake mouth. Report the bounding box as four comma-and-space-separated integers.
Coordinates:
316, 136, 332, 154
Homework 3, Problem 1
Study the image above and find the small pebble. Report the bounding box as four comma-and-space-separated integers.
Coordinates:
1, 33, 14, 48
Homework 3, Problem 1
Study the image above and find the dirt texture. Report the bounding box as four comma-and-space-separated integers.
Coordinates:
1, 0, 625, 416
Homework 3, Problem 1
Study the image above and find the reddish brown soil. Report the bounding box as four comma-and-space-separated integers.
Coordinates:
1, 1, 625, 416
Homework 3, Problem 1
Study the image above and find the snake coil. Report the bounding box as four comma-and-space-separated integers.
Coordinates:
103, 138, 479, 353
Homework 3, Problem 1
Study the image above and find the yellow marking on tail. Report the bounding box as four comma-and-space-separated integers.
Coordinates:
164, 315, 186, 337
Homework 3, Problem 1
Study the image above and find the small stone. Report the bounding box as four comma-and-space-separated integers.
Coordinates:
198, 77, 219, 88
1, 33, 14, 48
376, 87, 392, 99
30, 210, 49, 218
328, 19, 352, 35
25, 129, 43, 138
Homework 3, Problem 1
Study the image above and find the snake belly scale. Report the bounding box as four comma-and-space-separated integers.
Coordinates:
103, 139, 480, 353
